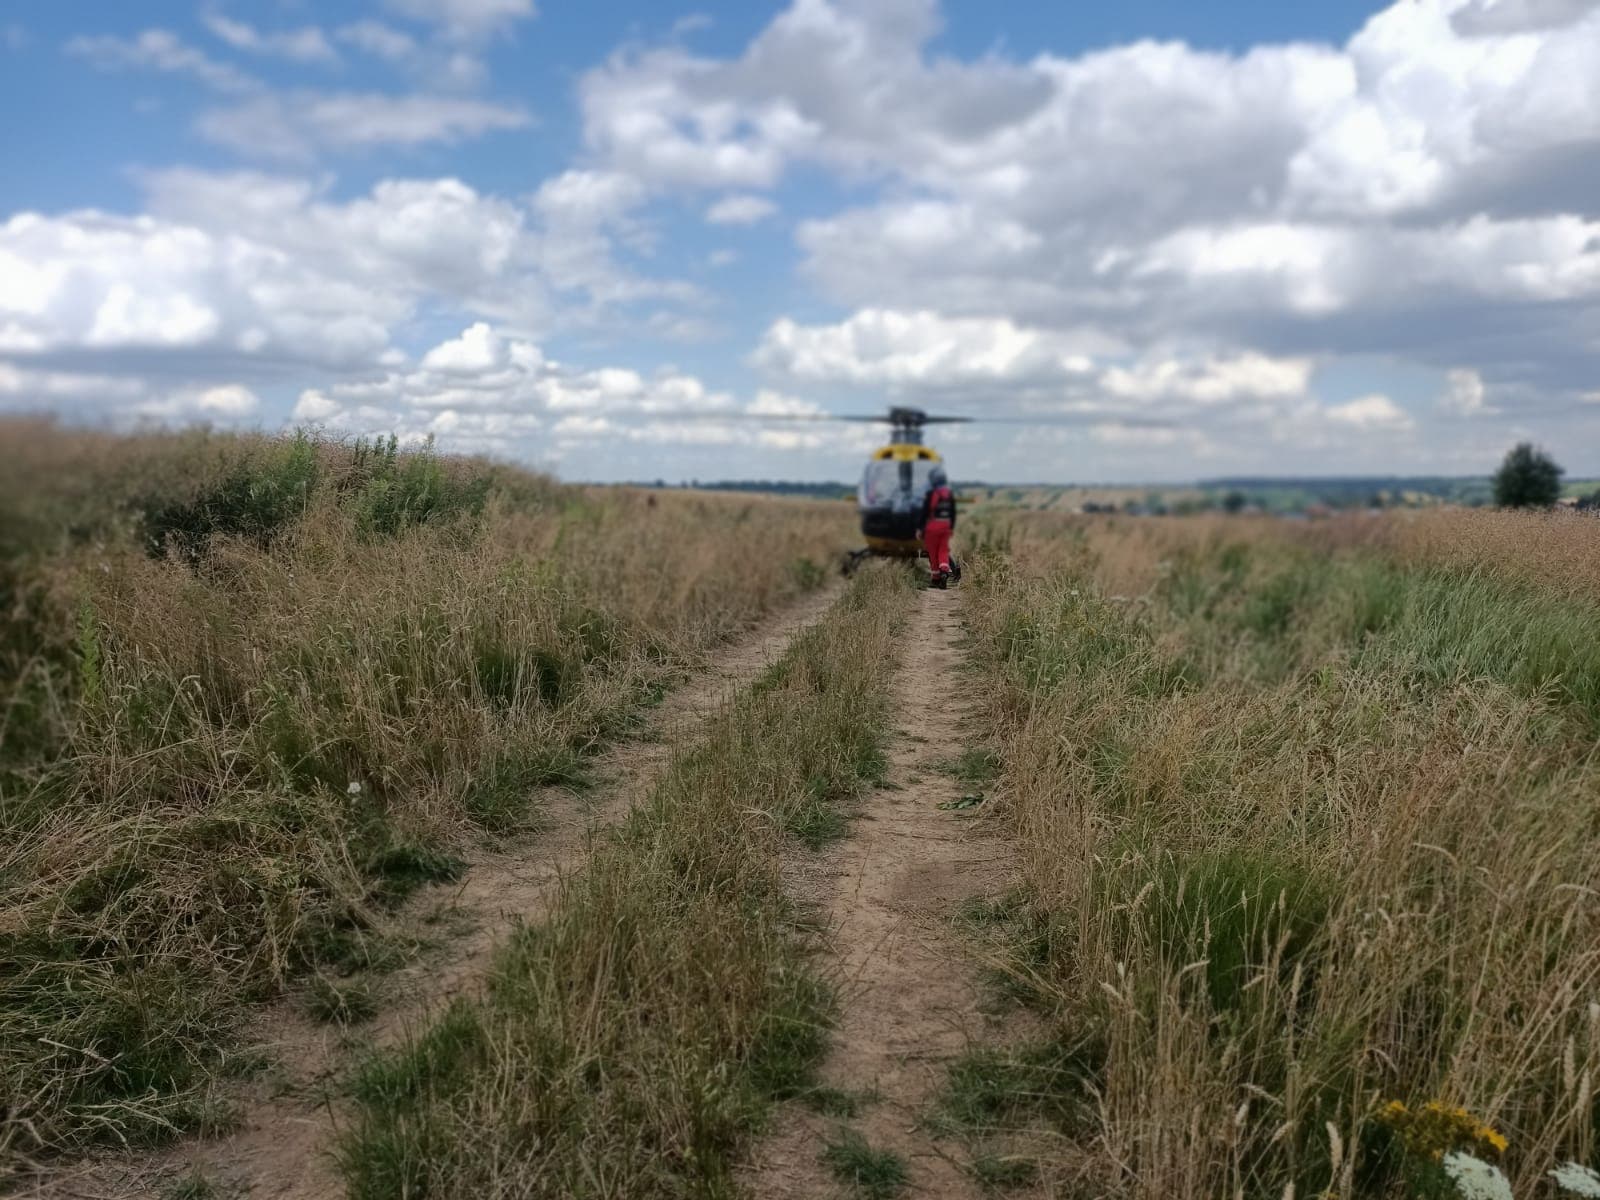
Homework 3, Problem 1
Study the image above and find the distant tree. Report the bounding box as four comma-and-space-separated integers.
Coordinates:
1222, 490, 1248, 514
1492, 442, 1563, 508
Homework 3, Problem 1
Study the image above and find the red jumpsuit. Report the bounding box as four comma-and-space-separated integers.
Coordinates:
921, 484, 956, 578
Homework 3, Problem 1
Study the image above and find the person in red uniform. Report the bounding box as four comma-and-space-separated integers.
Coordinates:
920, 465, 957, 588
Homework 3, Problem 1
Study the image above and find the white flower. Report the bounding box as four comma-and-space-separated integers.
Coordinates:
1552, 1162, 1600, 1197
1442, 1152, 1513, 1200
347, 781, 362, 796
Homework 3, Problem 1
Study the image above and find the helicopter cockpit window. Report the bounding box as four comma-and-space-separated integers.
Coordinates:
859, 457, 936, 511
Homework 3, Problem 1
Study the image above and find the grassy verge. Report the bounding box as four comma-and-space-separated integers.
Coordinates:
0, 422, 848, 1173
337, 565, 907, 1197
956, 514, 1600, 1199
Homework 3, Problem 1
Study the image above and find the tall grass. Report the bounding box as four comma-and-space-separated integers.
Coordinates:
0, 420, 850, 1173
338, 565, 906, 1197
962, 512, 1600, 1199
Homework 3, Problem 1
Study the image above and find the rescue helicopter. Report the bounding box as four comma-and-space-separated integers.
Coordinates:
838, 405, 969, 577
608, 400, 1172, 578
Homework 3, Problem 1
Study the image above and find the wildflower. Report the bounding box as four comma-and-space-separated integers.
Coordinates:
1442, 1152, 1512, 1200
1374, 1099, 1507, 1162
347, 781, 362, 796
1552, 1162, 1600, 1197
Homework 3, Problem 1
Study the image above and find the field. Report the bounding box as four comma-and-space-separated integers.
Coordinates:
5, 420, 1600, 1200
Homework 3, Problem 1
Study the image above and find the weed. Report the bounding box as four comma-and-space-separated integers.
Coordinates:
823, 1128, 909, 1198
944, 747, 1001, 786
141, 432, 317, 558
305, 975, 379, 1025
970, 1152, 1039, 1191
162, 1168, 223, 1200
941, 1039, 1102, 1135
803, 1086, 872, 1117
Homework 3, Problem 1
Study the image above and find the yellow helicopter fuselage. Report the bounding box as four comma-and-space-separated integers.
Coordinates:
858, 442, 943, 558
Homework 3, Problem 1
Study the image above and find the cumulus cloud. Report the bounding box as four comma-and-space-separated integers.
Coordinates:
28, 0, 1600, 478
0, 360, 261, 424
580, 0, 1600, 410
706, 194, 778, 225
291, 321, 736, 455
288, 324, 888, 465
1438, 367, 1496, 415
0, 170, 699, 380
755, 309, 1097, 387
754, 309, 1312, 427
1325, 393, 1416, 431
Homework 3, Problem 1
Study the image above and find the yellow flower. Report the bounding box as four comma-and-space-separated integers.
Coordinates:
1375, 1098, 1508, 1162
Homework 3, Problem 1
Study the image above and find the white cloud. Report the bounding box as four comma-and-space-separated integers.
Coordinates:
0, 360, 261, 424
1451, 0, 1598, 34
578, 0, 1600, 411
67, 29, 256, 93
1325, 393, 1416, 431
332, 21, 488, 90
287, 325, 887, 465
1100, 354, 1312, 406
755, 309, 1097, 387
200, 13, 338, 65
0, 167, 699, 374
1438, 367, 1496, 415
192, 383, 260, 414
706, 194, 778, 225
746, 389, 823, 416
197, 92, 530, 160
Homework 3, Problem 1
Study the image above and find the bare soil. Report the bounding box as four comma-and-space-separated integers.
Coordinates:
745, 586, 1018, 1199
18, 585, 843, 1200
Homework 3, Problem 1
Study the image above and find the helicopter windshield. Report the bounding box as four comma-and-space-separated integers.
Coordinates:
859, 457, 937, 512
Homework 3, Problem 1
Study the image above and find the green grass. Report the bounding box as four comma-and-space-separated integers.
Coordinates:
940, 1039, 1101, 1136
305, 974, 379, 1026
801, 1085, 874, 1117
822, 1128, 909, 1198
942, 747, 1002, 786
970, 1152, 1038, 1191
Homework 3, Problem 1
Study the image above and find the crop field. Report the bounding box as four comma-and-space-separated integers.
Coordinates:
5, 421, 1599, 1200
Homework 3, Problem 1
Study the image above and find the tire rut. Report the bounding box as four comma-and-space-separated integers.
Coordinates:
19, 584, 845, 1200
745, 586, 1017, 1199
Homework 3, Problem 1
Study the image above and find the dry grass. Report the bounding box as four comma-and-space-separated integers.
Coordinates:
960, 510, 1600, 1199
0, 420, 851, 1175
338, 564, 908, 1197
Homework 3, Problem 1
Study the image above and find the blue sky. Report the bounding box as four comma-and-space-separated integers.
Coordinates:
3, 0, 1599, 483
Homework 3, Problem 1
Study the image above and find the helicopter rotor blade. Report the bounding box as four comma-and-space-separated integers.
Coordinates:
577, 409, 1174, 430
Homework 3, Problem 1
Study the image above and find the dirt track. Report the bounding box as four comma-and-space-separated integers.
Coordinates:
746, 584, 1013, 1198
20, 585, 844, 1200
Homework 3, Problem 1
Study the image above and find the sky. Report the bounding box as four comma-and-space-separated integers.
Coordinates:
2, 0, 1599, 484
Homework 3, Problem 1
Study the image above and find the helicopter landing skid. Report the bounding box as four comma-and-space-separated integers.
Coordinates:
840, 548, 874, 576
